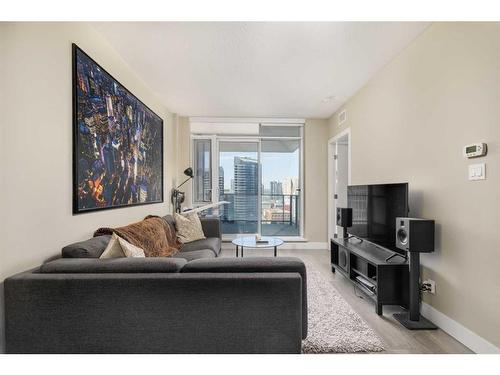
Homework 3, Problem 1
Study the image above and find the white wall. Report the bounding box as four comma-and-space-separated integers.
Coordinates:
0, 22, 178, 352
304, 119, 329, 243
177, 116, 193, 206
329, 22, 500, 350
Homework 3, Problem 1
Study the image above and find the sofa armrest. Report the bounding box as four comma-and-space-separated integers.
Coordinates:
181, 257, 307, 338
200, 217, 221, 239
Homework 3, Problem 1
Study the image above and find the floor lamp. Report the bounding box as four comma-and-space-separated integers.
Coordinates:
171, 167, 194, 213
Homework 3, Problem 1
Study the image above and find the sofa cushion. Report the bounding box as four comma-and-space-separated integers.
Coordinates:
62, 235, 111, 258
40, 257, 187, 274
181, 256, 305, 274
181, 257, 307, 338
199, 217, 221, 239
172, 249, 216, 262
180, 237, 221, 256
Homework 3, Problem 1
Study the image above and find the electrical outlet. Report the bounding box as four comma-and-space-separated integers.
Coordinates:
422, 279, 436, 294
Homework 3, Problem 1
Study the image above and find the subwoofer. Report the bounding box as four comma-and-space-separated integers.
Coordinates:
338, 247, 349, 272
395, 218, 435, 253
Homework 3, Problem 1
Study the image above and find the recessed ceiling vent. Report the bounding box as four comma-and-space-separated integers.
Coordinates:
338, 109, 347, 126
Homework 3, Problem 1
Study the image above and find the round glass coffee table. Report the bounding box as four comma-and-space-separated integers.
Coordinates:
232, 236, 284, 257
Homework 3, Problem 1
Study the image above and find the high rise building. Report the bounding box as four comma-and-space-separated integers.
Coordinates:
270, 181, 283, 196
234, 156, 258, 221
223, 193, 235, 222
219, 166, 231, 220
283, 176, 299, 195
202, 170, 211, 201
219, 167, 225, 194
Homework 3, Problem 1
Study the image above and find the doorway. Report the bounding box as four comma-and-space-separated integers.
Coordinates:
218, 139, 260, 235
328, 129, 351, 241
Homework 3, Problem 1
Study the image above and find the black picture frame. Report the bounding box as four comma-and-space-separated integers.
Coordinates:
72, 43, 164, 214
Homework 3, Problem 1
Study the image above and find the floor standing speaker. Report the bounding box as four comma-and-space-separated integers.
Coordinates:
393, 218, 437, 330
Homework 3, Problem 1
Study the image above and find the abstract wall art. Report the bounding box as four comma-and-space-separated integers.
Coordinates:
72, 44, 163, 214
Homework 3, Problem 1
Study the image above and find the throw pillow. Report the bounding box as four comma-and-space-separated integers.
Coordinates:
100, 233, 125, 258
99, 233, 146, 258
174, 212, 206, 243
118, 236, 146, 258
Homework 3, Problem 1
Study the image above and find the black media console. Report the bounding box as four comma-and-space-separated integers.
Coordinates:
331, 238, 409, 315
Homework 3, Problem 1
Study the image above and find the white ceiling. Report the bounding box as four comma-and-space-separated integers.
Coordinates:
93, 22, 429, 118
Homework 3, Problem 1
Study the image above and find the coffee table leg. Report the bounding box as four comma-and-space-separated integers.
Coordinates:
235, 245, 239, 257
274, 246, 277, 257
241, 246, 244, 258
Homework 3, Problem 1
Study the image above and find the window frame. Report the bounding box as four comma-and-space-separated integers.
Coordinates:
190, 123, 305, 241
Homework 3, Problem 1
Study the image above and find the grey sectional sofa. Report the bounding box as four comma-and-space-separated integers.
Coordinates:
4, 215, 307, 354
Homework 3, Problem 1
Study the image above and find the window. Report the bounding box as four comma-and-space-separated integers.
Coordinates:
193, 139, 212, 203
261, 139, 301, 236
192, 121, 304, 239
259, 125, 301, 137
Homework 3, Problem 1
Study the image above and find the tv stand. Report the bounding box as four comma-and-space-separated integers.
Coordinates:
331, 238, 409, 315
385, 252, 408, 262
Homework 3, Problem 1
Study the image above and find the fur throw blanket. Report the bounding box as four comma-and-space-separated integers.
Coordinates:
94, 215, 181, 257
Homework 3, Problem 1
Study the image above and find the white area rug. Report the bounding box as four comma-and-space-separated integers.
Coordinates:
302, 264, 385, 353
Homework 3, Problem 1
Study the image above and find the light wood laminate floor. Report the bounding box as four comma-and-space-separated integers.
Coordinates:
220, 247, 473, 354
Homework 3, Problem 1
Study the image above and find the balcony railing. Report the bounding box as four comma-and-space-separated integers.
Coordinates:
217, 193, 300, 236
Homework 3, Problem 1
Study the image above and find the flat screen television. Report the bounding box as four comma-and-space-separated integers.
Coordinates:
347, 183, 409, 254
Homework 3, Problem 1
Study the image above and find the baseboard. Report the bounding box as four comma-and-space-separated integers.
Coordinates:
280, 241, 328, 250
221, 241, 327, 251
421, 302, 500, 354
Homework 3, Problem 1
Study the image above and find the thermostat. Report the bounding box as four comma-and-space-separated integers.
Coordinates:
463, 143, 487, 158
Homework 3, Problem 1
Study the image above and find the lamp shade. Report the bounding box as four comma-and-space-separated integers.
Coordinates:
183, 167, 194, 178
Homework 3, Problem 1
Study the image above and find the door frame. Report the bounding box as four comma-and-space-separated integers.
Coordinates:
327, 128, 351, 242
190, 134, 217, 205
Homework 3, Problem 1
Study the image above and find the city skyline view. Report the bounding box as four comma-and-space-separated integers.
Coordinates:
219, 150, 299, 193
217, 150, 300, 236
194, 139, 302, 236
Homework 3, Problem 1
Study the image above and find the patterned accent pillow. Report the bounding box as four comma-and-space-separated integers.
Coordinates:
99, 233, 145, 258
174, 212, 206, 243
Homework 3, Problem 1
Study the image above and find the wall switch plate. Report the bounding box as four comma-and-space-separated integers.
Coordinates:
468, 163, 486, 180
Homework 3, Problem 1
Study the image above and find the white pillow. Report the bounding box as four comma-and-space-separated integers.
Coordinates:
99, 233, 145, 258
118, 236, 146, 258
174, 212, 206, 243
